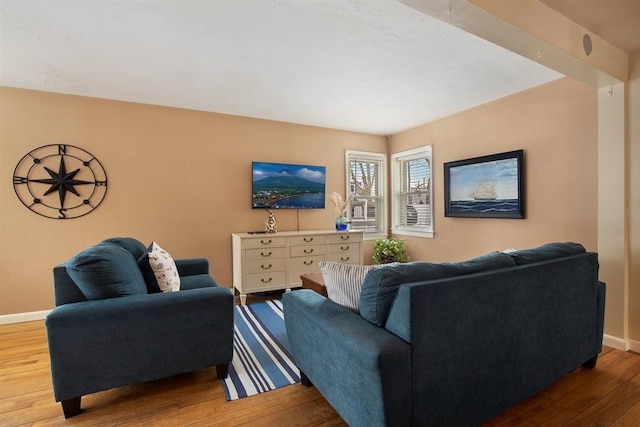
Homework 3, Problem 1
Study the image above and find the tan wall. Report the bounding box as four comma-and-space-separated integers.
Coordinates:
0, 87, 386, 315
629, 50, 640, 346
389, 77, 598, 263
0, 78, 604, 318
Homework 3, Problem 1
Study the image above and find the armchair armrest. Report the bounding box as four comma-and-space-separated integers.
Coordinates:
46, 286, 233, 403
175, 257, 209, 276
283, 290, 411, 427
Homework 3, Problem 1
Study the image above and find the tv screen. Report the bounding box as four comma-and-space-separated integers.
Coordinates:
252, 161, 326, 209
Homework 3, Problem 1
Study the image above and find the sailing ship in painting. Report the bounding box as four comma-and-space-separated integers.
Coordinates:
451, 179, 518, 213
469, 181, 497, 200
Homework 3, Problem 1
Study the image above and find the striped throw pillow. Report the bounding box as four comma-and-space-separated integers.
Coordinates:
318, 261, 379, 312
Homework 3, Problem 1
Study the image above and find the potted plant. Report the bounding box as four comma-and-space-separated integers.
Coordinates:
372, 237, 406, 264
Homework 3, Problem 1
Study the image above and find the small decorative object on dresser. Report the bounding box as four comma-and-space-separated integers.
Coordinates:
265, 209, 277, 233
330, 191, 352, 231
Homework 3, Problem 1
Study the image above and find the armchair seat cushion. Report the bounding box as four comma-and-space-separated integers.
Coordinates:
66, 242, 147, 300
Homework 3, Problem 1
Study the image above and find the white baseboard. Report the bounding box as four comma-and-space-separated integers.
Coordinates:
603, 334, 627, 351
629, 339, 640, 353
0, 310, 51, 325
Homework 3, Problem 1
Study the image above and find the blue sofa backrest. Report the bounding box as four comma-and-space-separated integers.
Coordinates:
385, 251, 603, 426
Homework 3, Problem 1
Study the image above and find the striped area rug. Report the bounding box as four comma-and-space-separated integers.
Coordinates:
222, 300, 300, 400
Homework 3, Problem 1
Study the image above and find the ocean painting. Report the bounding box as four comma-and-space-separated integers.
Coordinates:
444, 150, 524, 219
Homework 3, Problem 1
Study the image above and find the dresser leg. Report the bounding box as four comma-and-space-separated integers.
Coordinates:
240, 293, 247, 305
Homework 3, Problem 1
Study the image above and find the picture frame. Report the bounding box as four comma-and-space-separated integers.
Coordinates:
443, 149, 524, 219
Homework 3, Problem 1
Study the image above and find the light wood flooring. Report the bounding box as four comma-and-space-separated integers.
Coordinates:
1, 315, 639, 426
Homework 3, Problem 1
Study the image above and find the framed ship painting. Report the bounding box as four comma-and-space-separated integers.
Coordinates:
444, 150, 524, 219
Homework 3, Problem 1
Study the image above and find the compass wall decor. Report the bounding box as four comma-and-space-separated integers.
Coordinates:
13, 144, 108, 219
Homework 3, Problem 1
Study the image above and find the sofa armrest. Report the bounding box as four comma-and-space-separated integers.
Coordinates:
45, 286, 233, 402
175, 257, 209, 276
283, 290, 411, 427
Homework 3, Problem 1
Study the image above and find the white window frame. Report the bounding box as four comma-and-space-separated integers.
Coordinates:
391, 145, 434, 238
345, 150, 387, 239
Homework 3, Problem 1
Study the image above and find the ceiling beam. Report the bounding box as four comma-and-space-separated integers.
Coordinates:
397, 0, 627, 87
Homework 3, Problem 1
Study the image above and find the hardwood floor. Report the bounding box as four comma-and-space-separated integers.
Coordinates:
1, 318, 639, 426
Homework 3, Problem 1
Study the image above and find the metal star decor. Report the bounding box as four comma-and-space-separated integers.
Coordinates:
13, 144, 108, 219
32, 155, 94, 209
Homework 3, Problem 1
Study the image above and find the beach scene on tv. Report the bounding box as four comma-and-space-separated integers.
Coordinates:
252, 162, 326, 209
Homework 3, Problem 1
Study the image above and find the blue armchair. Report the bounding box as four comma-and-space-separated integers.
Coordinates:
45, 237, 234, 418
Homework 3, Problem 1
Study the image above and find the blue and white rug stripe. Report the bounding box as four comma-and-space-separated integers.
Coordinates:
222, 300, 300, 400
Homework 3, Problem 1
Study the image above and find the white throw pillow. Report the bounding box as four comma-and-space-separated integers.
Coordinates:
142, 241, 181, 292
318, 261, 379, 312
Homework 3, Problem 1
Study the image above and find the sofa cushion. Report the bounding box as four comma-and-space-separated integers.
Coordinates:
508, 242, 586, 265
66, 242, 148, 300
319, 261, 380, 312
359, 252, 516, 327
101, 237, 147, 260
137, 241, 181, 293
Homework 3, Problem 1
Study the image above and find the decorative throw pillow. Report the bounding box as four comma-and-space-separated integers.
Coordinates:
318, 261, 379, 312
137, 242, 181, 293
66, 242, 148, 300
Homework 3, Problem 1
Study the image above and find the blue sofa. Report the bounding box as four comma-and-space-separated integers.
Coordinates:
283, 243, 605, 426
45, 237, 234, 418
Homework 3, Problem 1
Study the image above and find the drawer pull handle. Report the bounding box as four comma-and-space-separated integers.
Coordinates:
303, 237, 314, 242
260, 239, 272, 245
261, 264, 272, 270
341, 256, 350, 262
261, 277, 273, 283
340, 235, 350, 241
304, 248, 314, 254
341, 246, 350, 251
304, 260, 314, 265
260, 251, 272, 257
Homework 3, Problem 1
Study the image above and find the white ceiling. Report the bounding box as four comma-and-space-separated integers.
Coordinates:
0, 0, 611, 136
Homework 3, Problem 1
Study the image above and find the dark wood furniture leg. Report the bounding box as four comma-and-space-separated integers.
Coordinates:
61, 396, 81, 418
582, 355, 598, 368
216, 362, 229, 379
300, 371, 313, 387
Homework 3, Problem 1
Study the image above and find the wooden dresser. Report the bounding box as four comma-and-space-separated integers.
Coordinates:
232, 230, 363, 304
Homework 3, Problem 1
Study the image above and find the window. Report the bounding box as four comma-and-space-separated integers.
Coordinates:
345, 150, 386, 236
391, 145, 433, 238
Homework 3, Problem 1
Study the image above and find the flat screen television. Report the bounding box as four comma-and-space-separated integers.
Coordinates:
252, 161, 326, 209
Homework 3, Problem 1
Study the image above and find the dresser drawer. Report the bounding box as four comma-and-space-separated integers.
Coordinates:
245, 258, 286, 274
289, 254, 324, 271
290, 244, 326, 257
245, 271, 287, 288
326, 233, 362, 244
326, 252, 360, 264
243, 236, 286, 249
245, 247, 286, 260
328, 242, 359, 254
289, 235, 326, 246
288, 255, 324, 282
